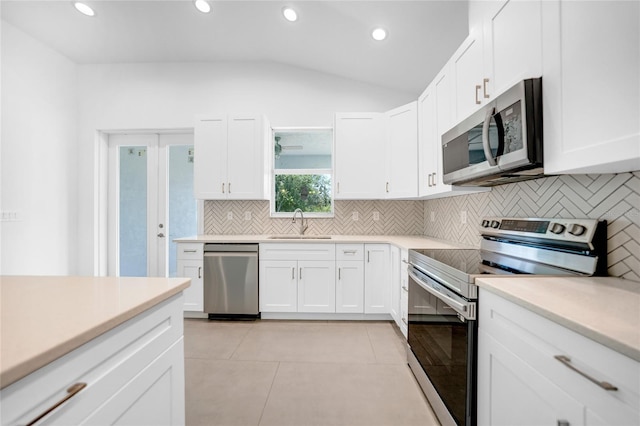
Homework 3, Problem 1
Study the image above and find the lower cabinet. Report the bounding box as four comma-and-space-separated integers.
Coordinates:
390, 245, 401, 326
478, 289, 640, 426
364, 244, 391, 314
259, 244, 336, 313
1, 294, 185, 426
336, 244, 365, 313
176, 242, 204, 312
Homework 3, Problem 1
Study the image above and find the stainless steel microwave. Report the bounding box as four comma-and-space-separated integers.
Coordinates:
442, 78, 544, 187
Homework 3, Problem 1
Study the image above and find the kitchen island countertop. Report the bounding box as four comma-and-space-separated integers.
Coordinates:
477, 276, 640, 362
0, 276, 190, 389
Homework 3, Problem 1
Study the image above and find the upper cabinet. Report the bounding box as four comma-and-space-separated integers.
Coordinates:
335, 102, 418, 200
194, 114, 270, 200
418, 63, 490, 199
452, 0, 543, 123
541, 0, 640, 174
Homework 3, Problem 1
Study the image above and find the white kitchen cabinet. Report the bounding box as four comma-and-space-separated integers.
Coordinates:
335, 244, 365, 313
1, 294, 185, 426
334, 113, 387, 199
418, 66, 490, 199
194, 114, 270, 200
364, 244, 391, 314
452, 0, 543, 123
334, 103, 418, 200
385, 102, 418, 198
389, 245, 401, 326
478, 289, 640, 426
259, 244, 336, 313
541, 0, 640, 174
176, 242, 204, 312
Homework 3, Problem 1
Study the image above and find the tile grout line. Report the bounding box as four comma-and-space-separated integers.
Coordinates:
256, 361, 281, 426
227, 320, 256, 360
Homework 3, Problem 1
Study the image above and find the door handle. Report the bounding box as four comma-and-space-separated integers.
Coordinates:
482, 107, 498, 167
157, 233, 165, 238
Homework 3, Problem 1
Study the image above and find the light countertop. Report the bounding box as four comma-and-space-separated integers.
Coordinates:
477, 276, 640, 362
0, 276, 190, 389
175, 234, 471, 250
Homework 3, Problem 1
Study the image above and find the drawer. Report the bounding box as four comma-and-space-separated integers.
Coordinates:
176, 243, 203, 260
259, 243, 335, 261
336, 244, 364, 261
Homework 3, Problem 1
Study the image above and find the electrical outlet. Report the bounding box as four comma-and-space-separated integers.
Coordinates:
244, 211, 252, 221
352, 211, 359, 221
430, 211, 435, 222
227, 212, 233, 221
460, 211, 467, 224
372, 211, 380, 221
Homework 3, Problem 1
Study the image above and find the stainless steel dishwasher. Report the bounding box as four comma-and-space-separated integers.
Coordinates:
203, 244, 259, 319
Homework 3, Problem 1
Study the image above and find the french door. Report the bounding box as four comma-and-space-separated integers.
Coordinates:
108, 133, 197, 277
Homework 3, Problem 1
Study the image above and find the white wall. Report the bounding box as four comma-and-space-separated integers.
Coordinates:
76, 61, 415, 275
1, 21, 78, 275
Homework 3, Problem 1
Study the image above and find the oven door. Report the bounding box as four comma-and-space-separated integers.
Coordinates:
407, 266, 477, 426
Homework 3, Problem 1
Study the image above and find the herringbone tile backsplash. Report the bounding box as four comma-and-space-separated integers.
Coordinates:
203, 200, 424, 236
423, 171, 640, 282
203, 171, 640, 282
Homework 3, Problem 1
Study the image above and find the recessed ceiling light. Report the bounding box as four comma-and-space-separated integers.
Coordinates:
73, 2, 95, 17
282, 7, 298, 22
372, 28, 388, 41
194, 0, 211, 14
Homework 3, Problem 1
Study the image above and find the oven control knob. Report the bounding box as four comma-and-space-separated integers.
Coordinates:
481, 220, 490, 228
549, 223, 566, 235
568, 224, 587, 236
490, 220, 500, 229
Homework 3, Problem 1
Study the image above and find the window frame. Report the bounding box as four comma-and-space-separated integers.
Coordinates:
270, 127, 334, 218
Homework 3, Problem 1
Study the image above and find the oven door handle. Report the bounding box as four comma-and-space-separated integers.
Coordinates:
408, 269, 476, 320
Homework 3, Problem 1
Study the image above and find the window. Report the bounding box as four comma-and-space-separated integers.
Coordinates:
271, 128, 333, 217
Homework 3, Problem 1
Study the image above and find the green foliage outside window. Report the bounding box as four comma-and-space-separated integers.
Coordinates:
275, 174, 331, 213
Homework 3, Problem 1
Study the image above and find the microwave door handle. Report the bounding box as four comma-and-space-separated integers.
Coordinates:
482, 107, 498, 167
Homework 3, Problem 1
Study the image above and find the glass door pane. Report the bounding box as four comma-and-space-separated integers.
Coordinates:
119, 146, 148, 276
167, 144, 197, 277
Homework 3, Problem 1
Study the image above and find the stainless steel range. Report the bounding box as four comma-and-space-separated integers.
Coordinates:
406, 217, 607, 426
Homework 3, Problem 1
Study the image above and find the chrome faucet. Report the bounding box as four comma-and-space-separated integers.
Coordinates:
292, 208, 308, 236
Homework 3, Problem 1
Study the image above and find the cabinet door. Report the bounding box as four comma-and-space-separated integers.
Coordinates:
79, 339, 185, 426
478, 329, 584, 426
259, 260, 298, 312
451, 27, 485, 122
389, 246, 401, 325
483, 0, 542, 99
226, 115, 267, 200
336, 261, 364, 313
334, 113, 387, 199
418, 82, 439, 197
364, 244, 390, 314
386, 102, 418, 199
542, 0, 640, 174
177, 259, 203, 312
194, 116, 227, 199
297, 261, 336, 313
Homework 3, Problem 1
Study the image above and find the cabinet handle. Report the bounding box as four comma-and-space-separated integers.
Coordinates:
198, 266, 202, 279
483, 78, 490, 99
554, 355, 618, 391
25, 382, 87, 426
342, 250, 357, 255
337, 182, 340, 194
292, 268, 295, 280
386, 182, 389, 193
367, 251, 370, 263
228, 182, 231, 193
475, 85, 482, 105
299, 268, 302, 280
222, 183, 225, 193
401, 318, 408, 326
402, 286, 408, 292
428, 173, 432, 187
338, 268, 341, 280
432, 173, 437, 187
184, 249, 197, 253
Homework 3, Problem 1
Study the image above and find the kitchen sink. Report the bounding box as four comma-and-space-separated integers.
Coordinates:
267, 235, 332, 240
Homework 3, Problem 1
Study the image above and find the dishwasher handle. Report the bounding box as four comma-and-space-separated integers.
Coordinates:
204, 244, 259, 253
204, 252, 258, 258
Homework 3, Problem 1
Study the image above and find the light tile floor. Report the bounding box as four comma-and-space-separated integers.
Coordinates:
184, 319, 440, 426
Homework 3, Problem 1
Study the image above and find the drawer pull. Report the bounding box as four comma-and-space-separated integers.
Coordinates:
184, 249, 197, 253
554, 355, 618, 391
198, 266, 202, 279
401, 286, 408, 292
26, 382, 87, 426
401, 318, 408, 326
342, 250, 357, 255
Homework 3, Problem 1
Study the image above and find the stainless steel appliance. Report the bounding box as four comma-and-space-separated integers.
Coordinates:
442, 78, 543, 186
203, 244, 259, 319
407, 217, 607, 426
